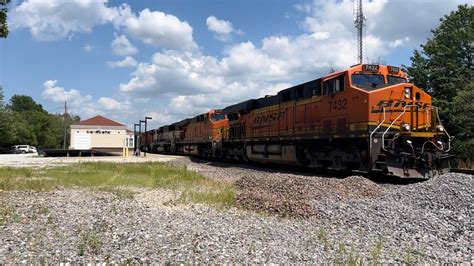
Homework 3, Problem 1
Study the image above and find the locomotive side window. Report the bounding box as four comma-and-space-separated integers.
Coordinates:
323, 75, 345, 95
210, 113, 226, 122
296, 86, 304, 100
281, 91, 292, 102
227, 113, 239, 121
303, 79, 321, 98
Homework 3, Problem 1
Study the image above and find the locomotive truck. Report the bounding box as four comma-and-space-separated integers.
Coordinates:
139, 64, 451, 179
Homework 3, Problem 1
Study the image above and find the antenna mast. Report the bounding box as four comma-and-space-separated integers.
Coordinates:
354, 0, 365, 64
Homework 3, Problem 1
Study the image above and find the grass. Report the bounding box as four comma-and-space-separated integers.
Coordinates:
0, 162, 235, 206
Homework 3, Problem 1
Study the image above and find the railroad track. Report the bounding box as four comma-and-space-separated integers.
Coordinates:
451, 168, 474, 175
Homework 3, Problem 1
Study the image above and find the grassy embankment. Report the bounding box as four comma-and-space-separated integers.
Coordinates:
0, 162, 235, 206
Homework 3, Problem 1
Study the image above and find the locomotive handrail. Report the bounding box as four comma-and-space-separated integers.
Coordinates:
434, 106, 452, 152
382, 104, 415, 151
369, 107, 386, 150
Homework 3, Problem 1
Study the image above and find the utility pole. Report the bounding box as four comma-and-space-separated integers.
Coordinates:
134, 123, 140, 156
354, 0, 366, 64
139, 120, 145, 156
63, 101, 67, 149
144, 116, 152, 157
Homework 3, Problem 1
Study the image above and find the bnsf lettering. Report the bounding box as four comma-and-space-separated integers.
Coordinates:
372, 100, 430, 113
376, 99, 393, 108
254, 111, 285, 124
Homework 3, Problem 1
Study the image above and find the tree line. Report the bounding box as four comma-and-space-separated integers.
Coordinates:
0, 88, 80, 150
404, 4, 473, 167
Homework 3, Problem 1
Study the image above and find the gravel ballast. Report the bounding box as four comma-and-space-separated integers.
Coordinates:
0, 156, 472, 263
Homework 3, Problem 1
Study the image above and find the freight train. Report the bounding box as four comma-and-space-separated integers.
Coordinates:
138, 64, 451, 179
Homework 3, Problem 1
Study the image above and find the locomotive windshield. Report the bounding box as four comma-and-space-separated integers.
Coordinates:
387, 75, 407, 85
351, 74, 386, 89
210, 113, 226, 122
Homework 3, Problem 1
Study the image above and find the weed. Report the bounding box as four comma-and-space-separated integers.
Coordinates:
317, 228, 327, 240
37, 206, 49, 215
348, 247, 363, 266
0, 204, 19, 225
403, 245, 427, 264
96, 187, 136, 199
315, 228, 332, 251
334, 242, 347, 265
179, 183, 235, 207
370, 238, 384, 265
79, 226, 103, 255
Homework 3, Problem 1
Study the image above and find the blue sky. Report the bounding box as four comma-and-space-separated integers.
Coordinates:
0, 0, 468, 128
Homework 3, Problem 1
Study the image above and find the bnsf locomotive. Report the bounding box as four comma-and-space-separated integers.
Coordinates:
139, 64, 451, 179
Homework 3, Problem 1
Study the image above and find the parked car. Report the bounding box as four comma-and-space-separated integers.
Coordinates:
10, 145, 37, 154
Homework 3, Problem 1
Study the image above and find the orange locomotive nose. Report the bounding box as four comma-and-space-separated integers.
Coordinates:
368, 83, 433, 132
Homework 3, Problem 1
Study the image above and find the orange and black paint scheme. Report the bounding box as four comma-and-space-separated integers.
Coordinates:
140, 64, 451, 179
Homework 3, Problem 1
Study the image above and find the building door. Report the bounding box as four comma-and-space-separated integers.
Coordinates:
73, 132, 91, 150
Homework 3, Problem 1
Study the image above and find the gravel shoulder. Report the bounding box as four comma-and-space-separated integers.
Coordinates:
0, 155, 472, 263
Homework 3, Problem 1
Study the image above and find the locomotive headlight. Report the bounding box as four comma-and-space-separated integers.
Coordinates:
436, 124, 445, 132
404, 87, 411, 99
401, 123, 411, 132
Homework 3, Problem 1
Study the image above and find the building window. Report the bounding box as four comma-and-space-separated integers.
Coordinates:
128, 138, 134, 148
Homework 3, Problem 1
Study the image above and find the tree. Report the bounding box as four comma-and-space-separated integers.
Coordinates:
8, 95, 46, 113
0, 94, 81, 149
404, 4, 474, 166
451, 82, 474, 167
405, 4, 473, 119
0, 0, 10, 38
0, 86, 4, 107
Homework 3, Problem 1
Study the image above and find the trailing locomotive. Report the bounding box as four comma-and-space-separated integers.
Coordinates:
139, 64, 451, 179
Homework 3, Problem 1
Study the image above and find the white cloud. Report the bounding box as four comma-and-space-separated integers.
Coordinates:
294, 3, 312, 14
42, 80, 132, 117
133, 98, 150, 103
389, 37, 410, 48
111, 33, 138, 56
42, 80, 91, 103
9, 0, 132, 41
98, 97, 130, 110
119, 50, 224, 96
124, 9, 197, 51
107, 56, 138, 68
169, 95, 211, 116
83, 44, 93, 52
206, 16, 241, 41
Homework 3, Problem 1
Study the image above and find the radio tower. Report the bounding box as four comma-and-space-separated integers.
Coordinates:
353, 0, 366, 64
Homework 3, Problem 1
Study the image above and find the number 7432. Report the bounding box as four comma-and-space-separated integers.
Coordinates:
328, 98, 348, 111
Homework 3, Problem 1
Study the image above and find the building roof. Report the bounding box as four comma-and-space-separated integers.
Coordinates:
76, 115, 125, 127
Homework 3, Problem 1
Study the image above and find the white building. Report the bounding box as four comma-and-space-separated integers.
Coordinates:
70, 115, 134, 154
